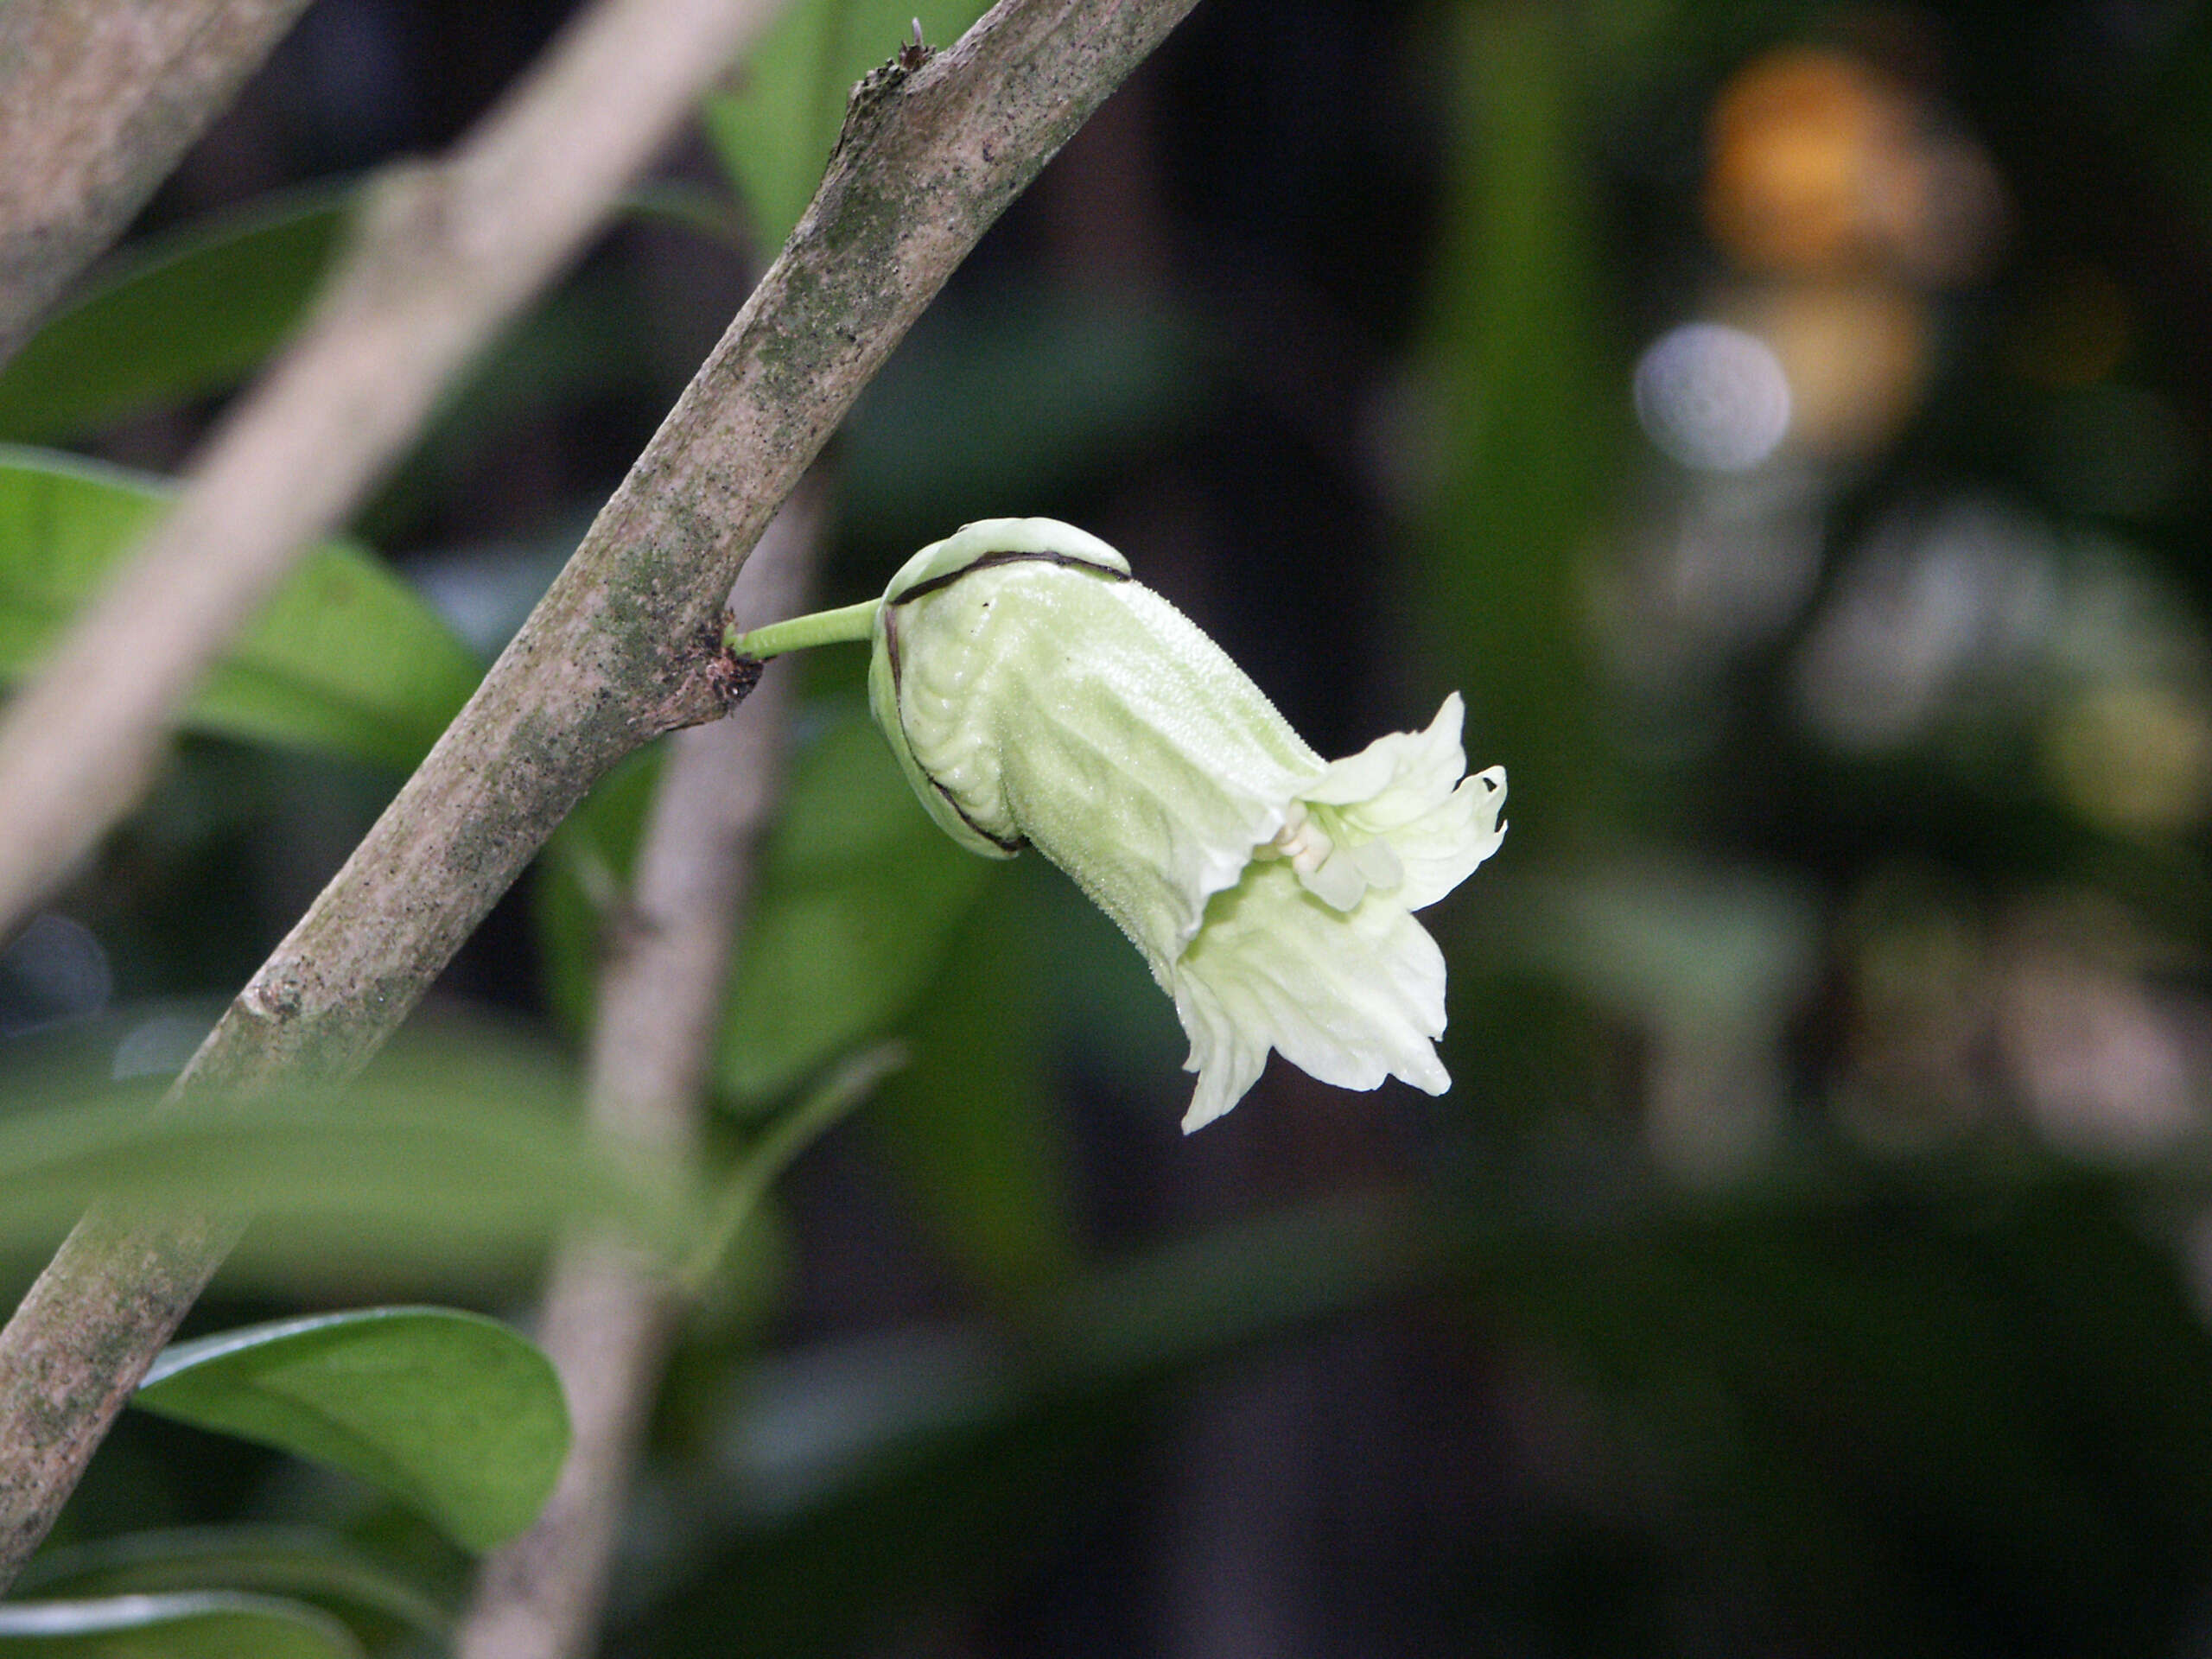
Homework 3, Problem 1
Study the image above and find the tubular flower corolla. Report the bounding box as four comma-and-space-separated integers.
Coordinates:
864, 518, 1506, 1131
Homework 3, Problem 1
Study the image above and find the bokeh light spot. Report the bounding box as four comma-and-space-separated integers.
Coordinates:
1633, 322, 1792, 472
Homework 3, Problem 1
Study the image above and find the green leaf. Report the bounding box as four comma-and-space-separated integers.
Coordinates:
617, 181, 755, 252
701, 0, 994, 252
0, 448, 481, 769
683, 1043, 909, 1294
1415, 4, 1621, 1129
534, 745, 665, 1039
0, 181, 740, 451
0, 189, 353, 446
16, 1527, 448, 1641
0, 1029, 702, 1282
837, 293, 1205, 542
872, 879, 1078, 1312
535, 709, 990, 1108
0, 1592, 359, 1659
717, 711, 991, 1103
1418, 3, 1618, 847
136, 1308, 570, 1554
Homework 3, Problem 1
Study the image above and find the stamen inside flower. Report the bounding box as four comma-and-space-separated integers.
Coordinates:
1265, 804, 1404, 912
1268, 807, 1333, 873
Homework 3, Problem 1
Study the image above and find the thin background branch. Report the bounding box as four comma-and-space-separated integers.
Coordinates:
0, 0, 315, 367
0, 0, 1204, 1581
0, 0, 789, 943
451, 492, 817, 1659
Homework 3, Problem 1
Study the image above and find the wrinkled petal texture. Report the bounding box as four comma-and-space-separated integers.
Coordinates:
889, 560, 1325, 967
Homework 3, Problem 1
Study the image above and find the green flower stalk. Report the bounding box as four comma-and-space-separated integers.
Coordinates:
732, 518, 1507, 1131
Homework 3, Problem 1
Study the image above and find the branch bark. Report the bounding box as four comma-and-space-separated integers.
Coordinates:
451, 495, 815, 1659
0, 0, 315, 368
0, 0, 1202, 1581
0, 0, 787, 941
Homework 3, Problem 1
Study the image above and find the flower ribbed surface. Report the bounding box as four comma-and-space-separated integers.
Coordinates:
868, 518, 1506, 1131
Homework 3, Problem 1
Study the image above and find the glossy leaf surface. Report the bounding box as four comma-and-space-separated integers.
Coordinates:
136, 1308, 570, 1553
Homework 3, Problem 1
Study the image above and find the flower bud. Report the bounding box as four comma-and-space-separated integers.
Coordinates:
868, 518, 1506, 1131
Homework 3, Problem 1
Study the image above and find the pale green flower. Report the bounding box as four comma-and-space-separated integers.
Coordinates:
861, 518, 1507, 1132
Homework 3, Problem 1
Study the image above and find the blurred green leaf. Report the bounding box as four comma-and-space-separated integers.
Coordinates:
535, 746, 662, 1040
649, 1389, 1136, 1659
872, 878, 1078, 1312
0, 1040, 702, 1281
700, 0, 993, 252
619, 180, 755, 252
717, 712, 991, 1103
0, 181, 743, 448
837, 294, 1205, 541
354, 270, 664, 548
1486, 1178, 2212, 1657
1419, 3, 1618, 842
0, 189, 353, 446
651, 1173, 2212, 1657
684, 1042, 909, 1294
537, 710, 990, 1107
1056, 1191, 1418, 1382
0, 448, 481, 770
0, 1592, 359, 1658
16, 1527, 448, 1640
1417, 3, 1624, 1138
137, 1308, 569, 1554
635, 1195, 1427, 1657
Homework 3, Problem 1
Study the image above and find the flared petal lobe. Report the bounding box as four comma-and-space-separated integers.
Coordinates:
1173, 861, 1452, 1132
